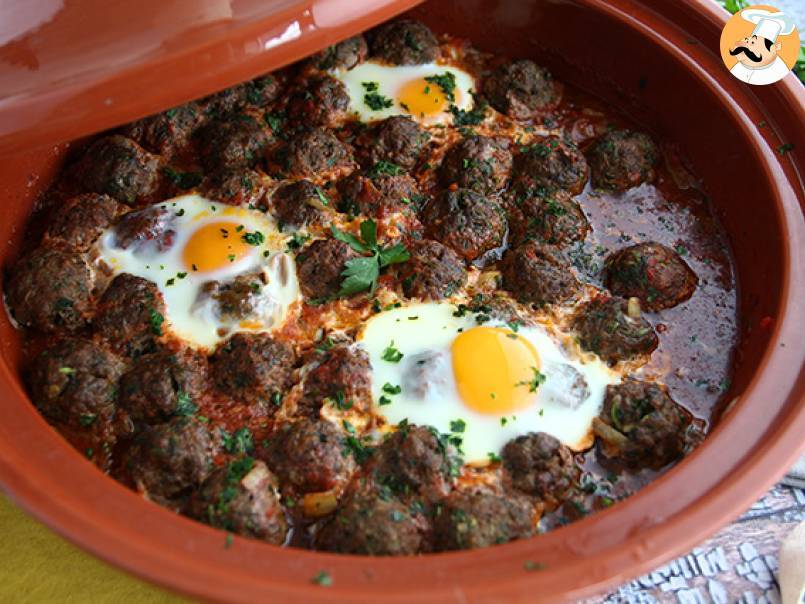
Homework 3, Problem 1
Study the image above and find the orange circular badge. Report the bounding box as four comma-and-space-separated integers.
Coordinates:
720, 4, 800, 85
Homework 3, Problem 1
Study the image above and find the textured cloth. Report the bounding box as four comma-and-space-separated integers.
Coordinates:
782, 455, 805, 489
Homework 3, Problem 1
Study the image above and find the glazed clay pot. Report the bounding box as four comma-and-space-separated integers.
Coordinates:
0, 0, 803, 602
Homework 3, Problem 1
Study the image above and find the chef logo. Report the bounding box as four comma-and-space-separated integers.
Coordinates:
719, 5, 800, 85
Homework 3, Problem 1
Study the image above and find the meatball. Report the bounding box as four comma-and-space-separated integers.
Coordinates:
122, 102, 203, 157
434, 490, 534, 551
605, 243, 698, 311
301, 345, 372, 414
74, 135, 160, 204
502, 432, 579, 509
353, 116, 425, 171
196, 115, 270, 173
500, 242, 580, 305
286, 75, 351, 128
201, 75, 283, 116
572, 296, 659, 364
421, 188, 506, 261
275, 128, 352, 177
210, 333, 296, 407
439, 135, 512, 194
110, 205, 176, 253
42, 193, 126, 252
512, 137, 589, 195
593, 378, 694, 470
369, 19, 439, 65
5, 247, 94, 334
202, 169, 267, 207
395, 239, 467, 300
186, 458, 287, 543
588, 129, 658, 191
317, 485, 428, 555
127, 416, 221, 500
483, 60, 562, 120
270, 179, 330, 228
295, 238, 359, 300
337, 172, 419, 217
93, 274, 166, 359
307, 35, 368, 70
28, 338, 124, 426
118, 348, 207, 424
265, 418, 355, 493
369, 425, 453, 502
506, 188, 590, 246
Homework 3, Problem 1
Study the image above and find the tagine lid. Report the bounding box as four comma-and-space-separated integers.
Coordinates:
0, 0, 421, 156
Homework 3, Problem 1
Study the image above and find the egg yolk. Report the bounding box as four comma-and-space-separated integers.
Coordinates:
398, 77, 449, 117
182, 221, 253, 273
452, 327, 541, 414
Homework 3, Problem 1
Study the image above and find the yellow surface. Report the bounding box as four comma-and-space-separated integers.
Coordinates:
0, 494, 184, 603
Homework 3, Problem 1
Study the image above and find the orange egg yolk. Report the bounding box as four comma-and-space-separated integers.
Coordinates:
182, 221, 253, 273
398, 77, 449, 117
451, 326, 541, 414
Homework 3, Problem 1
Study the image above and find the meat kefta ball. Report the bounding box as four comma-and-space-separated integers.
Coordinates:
588, 129, 659, 191
369, 19, 440, 65
500, 242, 580, 305
295, 238, 360, 300
506, 188, 590, 247
196, 115, 270, 173
269, 179, 331, 229
6, 247, 95, 334
605, 242, 698, 311
483, 59, 562, 119
439, 135, 513, 194
122, 101, 203, 158
307, 35, 368, 71
421, 188, 507, 261
352, 116, 426, 171
285, 75, 351, 127
42, 193, 126, 252
273, 127, 353, 177
512, 136, 589, 195
337, 171, 419, 217
395, 239, 467, 300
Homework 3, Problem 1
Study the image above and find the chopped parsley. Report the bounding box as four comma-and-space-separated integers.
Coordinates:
222, 427, 254, 455
449, 419, 466, 433
382, 382, 402, 395
162, 166, 202, 190
241, 230, 265, 246
314, 186, 330, 206
175, 390, 197, 416
285, 231, 310, 252
487, 452, 502, 463
311, 570, 333, 587
449, 97, 488, 126
148, 309, 164, 336
517, 367, 547, 392
424, 72, 457, 102
362, 81, 394, 111
367, 160, 403, 177
58, 366, 76, 375
777, 143, 795, 156
332, 391, 353, 411
381, 341, 404, 363
79, 414, 97, 427
378, 395, 392, 406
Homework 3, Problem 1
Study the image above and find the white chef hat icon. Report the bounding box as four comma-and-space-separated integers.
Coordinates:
741, 8, 796, 42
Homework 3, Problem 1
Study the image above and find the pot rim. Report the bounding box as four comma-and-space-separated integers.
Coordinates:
0, 0, 803, 602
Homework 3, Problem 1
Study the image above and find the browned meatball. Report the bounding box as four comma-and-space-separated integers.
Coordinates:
210, 333, 297, 407
434, 489, 534, 551
122, 102, 203, 157
118, 348, 207, 424
593, 378, 695, 470
201, 75, 283, 117
93, 273, 165, 359
270, 179, 330, 228
5, 247, 94, 334
126, 416, 221, 500
512, 136, 589, 195
295, 238, 359, 300
42, 193, 126, 252
506, 188, 590, 246
301, 345, 372, 414
265, 418, 355, 493
196, 115, 270, 173
317, 484, 429, 555
275, 128, 353, 177
337, 172, 419, 217
110, 205, 176, 253
369, 425, 453, 503
28, 338, 125, 427
186, 458, 287, 543
588, 129, 658, 191
439, 135, 512, 194
421, 189, 506, 261
605, 243, 698, 311
74, 135, 160, 204
502, 432, 579, 509
483, 60, 562, 120
395, 239, 467, 300
572, 296, 659, 364
369, 19, 439, 65
286, 75, 351, 128
202, 169, 267, 207
307, 35, 368, 70
353, 116, 426, 171
500, 242, 580, 305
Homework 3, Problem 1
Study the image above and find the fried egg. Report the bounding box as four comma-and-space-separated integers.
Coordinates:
97, 194, 299, 349
334, 61, 475, 125
358, 302, 620, 463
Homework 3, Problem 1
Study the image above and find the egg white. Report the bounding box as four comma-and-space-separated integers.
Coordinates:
358, 302, 620, 463
333, 61, 476, 125
96, 195, 299, 349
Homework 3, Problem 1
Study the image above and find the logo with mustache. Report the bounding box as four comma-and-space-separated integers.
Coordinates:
729, 44, 763, 63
